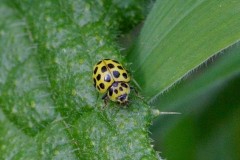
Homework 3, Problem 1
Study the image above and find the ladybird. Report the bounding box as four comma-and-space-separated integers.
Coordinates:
92, 59, 131, 104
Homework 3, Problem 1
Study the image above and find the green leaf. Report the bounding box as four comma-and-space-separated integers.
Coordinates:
154, 42, 240, 112
149, 42, 240, 160
128, 0, 240, 101
150, 42, 240, 139
0, 0, 159, 159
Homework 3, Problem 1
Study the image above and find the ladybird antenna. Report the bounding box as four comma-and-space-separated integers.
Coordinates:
132, 78, 142, 91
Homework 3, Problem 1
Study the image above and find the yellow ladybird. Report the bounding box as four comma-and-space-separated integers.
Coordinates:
92, 59, 131, 104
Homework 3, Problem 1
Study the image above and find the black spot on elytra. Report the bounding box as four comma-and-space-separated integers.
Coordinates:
113, 71, 120, 78
104, 74, 111, 82
112, 60, 119, 64
122, 73, 128, 79
97, 86, 100, 90
97, 74, 101, 81
94, 67, 98, 74
114, 89, 118, 94
109, 88, 113, 96
119, 87, 123, 91
101, 66, 107, 73
121, 83, 128, 88
97, 60, 102, 65
117, 66, 123, 70
93, 78, 96, 86
100, 83, 105, 89
108, 63, 114, 69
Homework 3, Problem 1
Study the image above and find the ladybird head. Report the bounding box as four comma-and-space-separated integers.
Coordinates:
117, 93, 128, 104
108, 82, 130, 104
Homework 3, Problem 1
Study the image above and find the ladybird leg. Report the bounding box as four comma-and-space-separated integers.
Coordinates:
103, 98, 108, 107
130, 86, 138, 94
102, 93, 107, 100
130, 86, 144, 100
102, 93, 108, 108
123, 100, 129, 107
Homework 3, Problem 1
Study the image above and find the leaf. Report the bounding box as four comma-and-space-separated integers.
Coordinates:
127, 0, 240, 101
150, 42, 240, 139
154, 42, 240, 112
149, 42, 240, 160
0, 0, 159, 159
